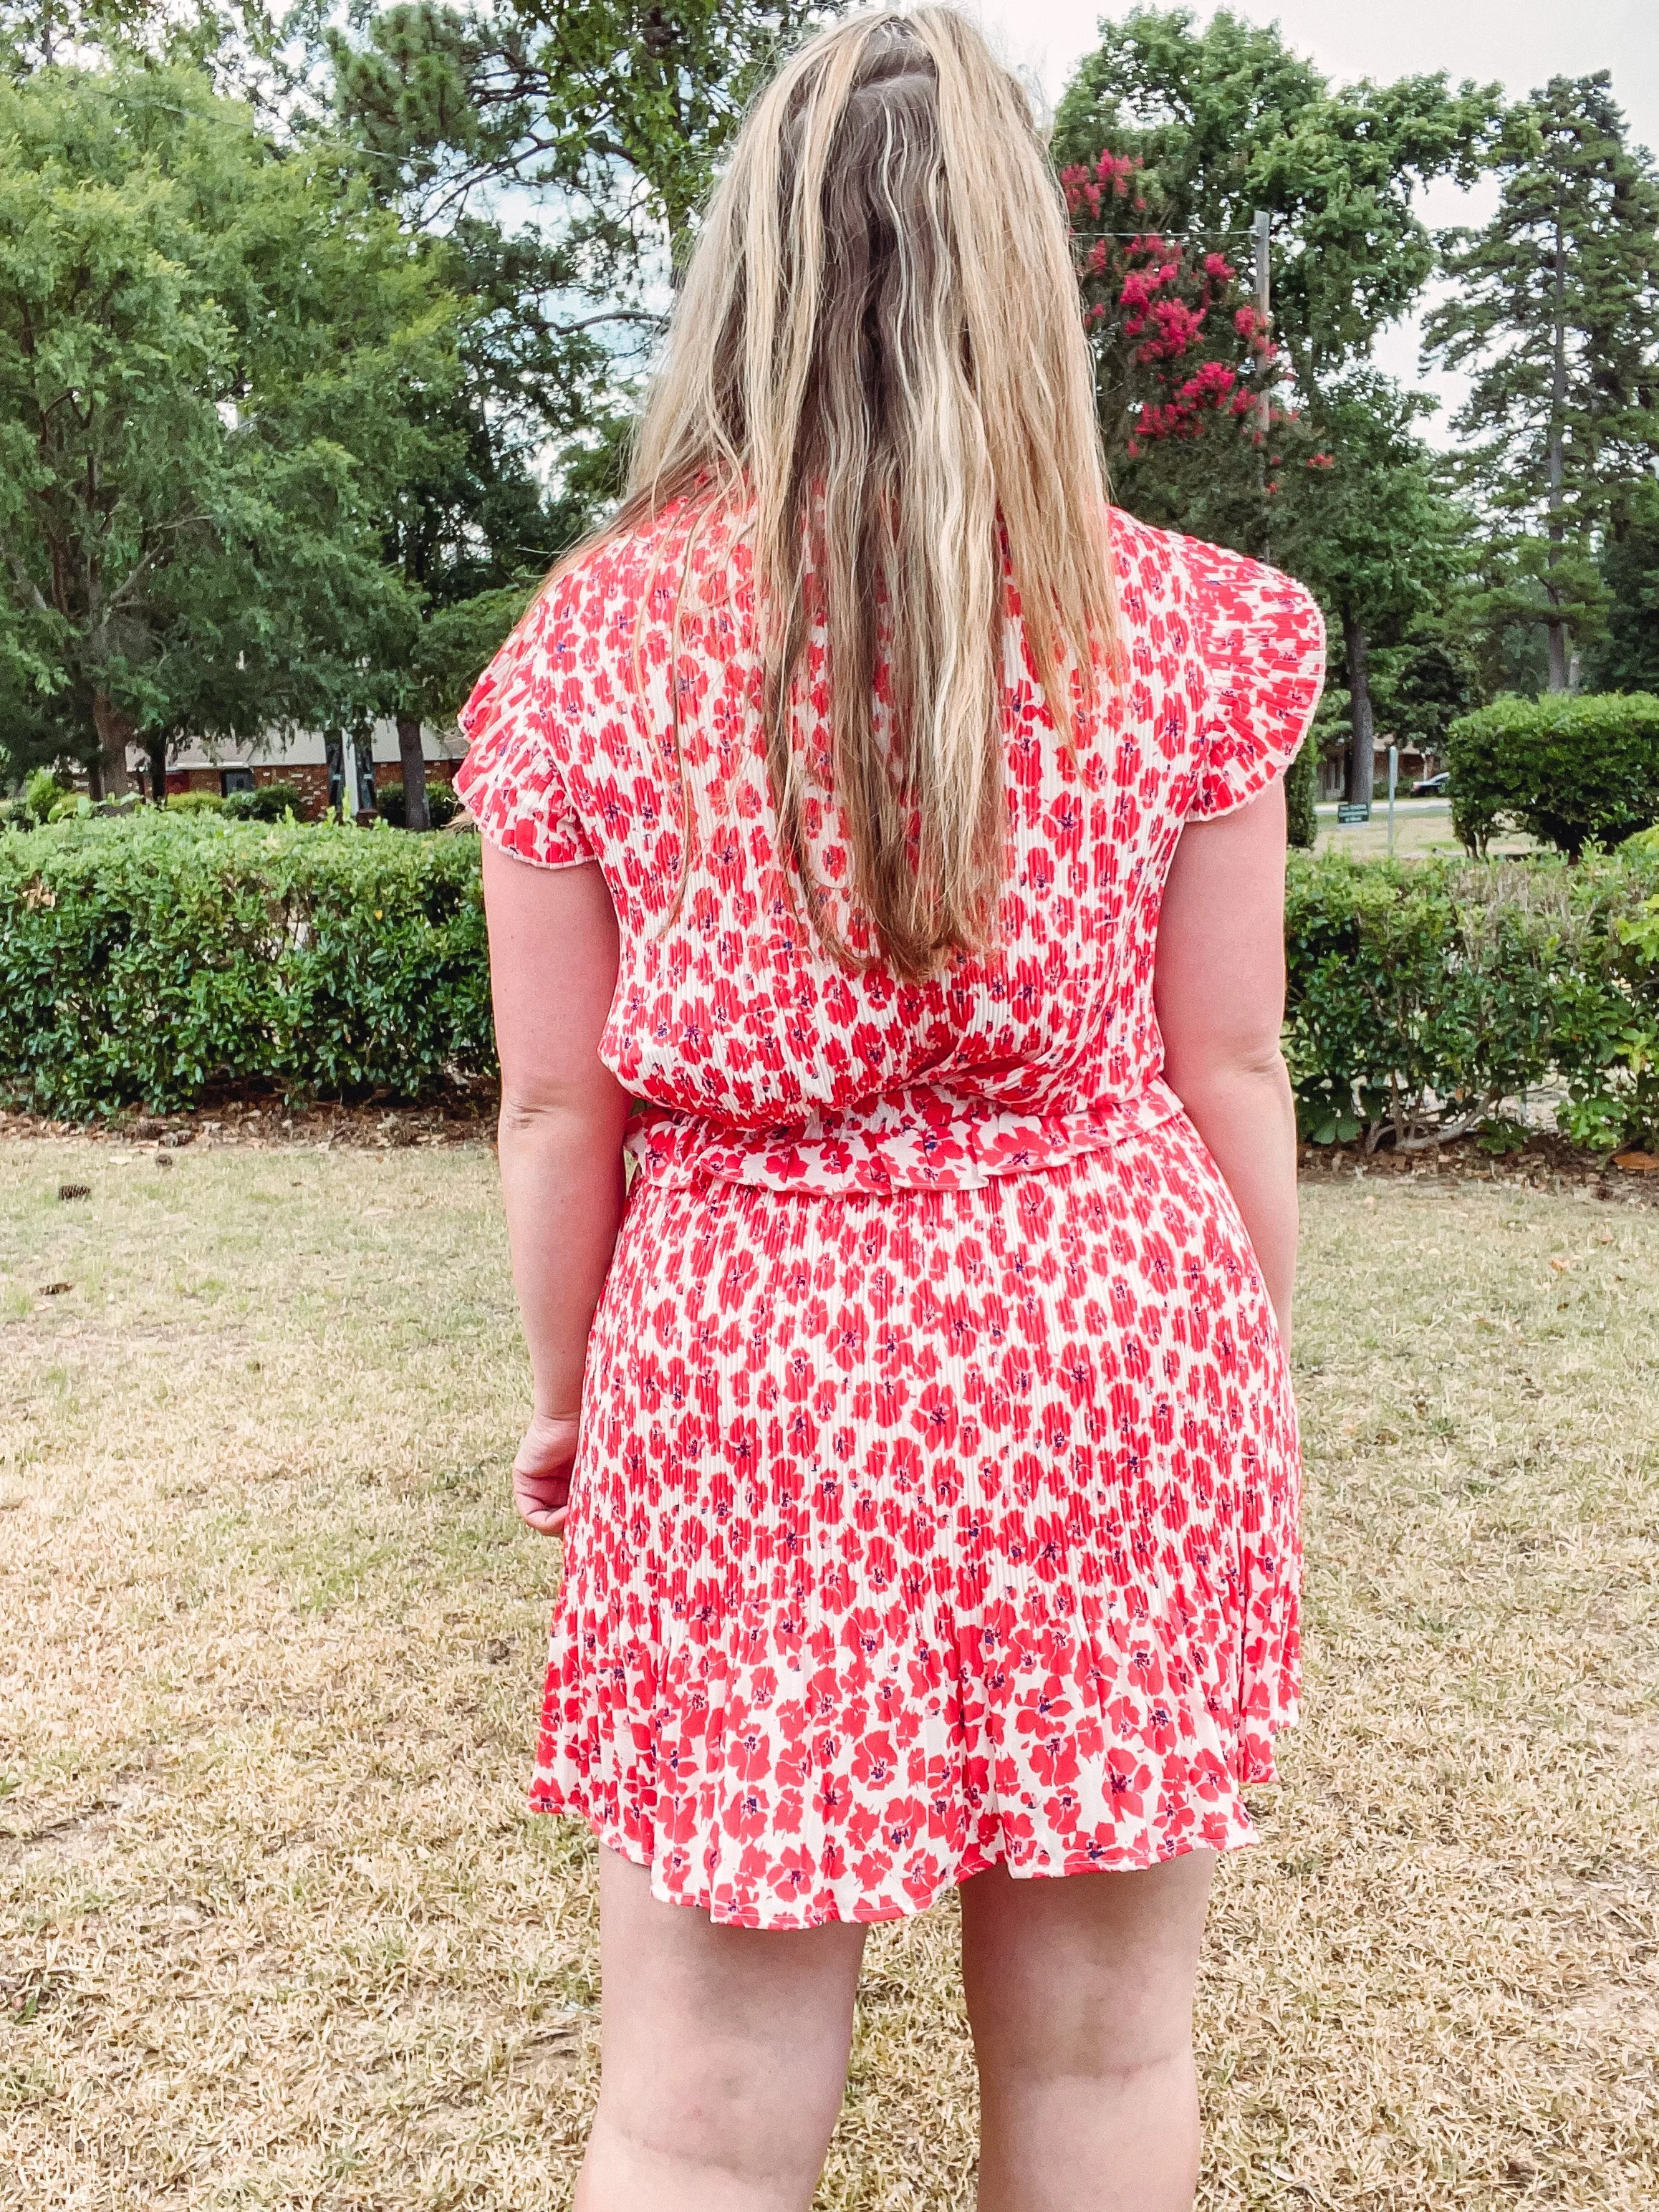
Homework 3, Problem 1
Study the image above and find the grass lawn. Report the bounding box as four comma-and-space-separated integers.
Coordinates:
1312, 800, 1539, 864
2, 1135, 1656, 2210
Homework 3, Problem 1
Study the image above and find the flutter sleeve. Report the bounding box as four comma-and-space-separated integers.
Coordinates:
454, 590, 596, 869
1183, 534, 1327, 821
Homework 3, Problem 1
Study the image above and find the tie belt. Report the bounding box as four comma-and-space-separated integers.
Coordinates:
622, 1079, 1184, 1196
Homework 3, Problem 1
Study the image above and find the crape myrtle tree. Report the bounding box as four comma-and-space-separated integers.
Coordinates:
0, 59, 457, 795
1425, 74, 1659, 692
1053, 6, 1499, 792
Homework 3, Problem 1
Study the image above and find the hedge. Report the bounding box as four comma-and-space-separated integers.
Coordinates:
0, 813, 493, 1117
1284, 845, 1659, 1151
1448, 691, 1659, 856
4, 813, 1659, 1153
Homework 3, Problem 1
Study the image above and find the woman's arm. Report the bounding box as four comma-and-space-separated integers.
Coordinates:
1152, 782, 1298, 1341
481, 840, 631, 1534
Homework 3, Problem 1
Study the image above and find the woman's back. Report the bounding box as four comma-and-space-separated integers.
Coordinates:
461, 499, 1321, 1189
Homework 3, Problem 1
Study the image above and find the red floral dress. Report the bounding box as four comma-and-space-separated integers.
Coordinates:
458, 499, 1324, 1928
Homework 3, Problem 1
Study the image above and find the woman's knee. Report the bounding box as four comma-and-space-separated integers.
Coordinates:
589, 1849, 866, 2188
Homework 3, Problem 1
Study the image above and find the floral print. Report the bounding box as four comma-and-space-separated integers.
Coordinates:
458, 498, 1324, 1926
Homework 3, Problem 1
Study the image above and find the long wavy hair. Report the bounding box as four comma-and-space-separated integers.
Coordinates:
602, 6, 1117, 978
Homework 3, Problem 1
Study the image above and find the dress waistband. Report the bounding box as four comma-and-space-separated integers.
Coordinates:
622, 1079, 1185, 1197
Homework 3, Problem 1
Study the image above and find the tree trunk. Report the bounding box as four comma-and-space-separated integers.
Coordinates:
1545, 221, 1571, 693
145, 732, 168, 805
92, 691, 134, 798
396, 715, 430, 832
1343, 608, 1375, 806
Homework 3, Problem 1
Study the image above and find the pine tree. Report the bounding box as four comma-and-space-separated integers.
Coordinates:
1424, 75, 1659, 691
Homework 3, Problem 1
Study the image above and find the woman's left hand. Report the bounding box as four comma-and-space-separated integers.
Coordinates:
512, 1410, 581, 1536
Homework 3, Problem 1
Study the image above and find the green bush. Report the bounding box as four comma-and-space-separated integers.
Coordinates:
1448, 692, 1659, 857
375, 780, 463, 830
1283, 739, 1317, 850
1284, 846, 1659, 1153
5, 814, 1659, 1152
0, 813, 493, 1116
220, 782, 309, 822
24, 768, 73, 824
165, 789, 226, 814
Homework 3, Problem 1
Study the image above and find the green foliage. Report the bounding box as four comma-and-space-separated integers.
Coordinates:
22, 767, 72, 824
1424, 75, 1659, 690
375, 781, 462, 829
7, 818, 1659, 1158
1284, 847, 1659, 1154
1284, 740, 1317, 850
164, 791, 226, 814
220, 783, 308, 822
0, 59, 463, 792
1447, 693, 1659, 856
0, 813, 493, 1115
1052, 8, 1498, 376
326, 0, 837, 249
1590, 480, 1659, 695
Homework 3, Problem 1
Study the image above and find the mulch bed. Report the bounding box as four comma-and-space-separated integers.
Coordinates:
1299, 1127, 1659, 1205
4, 1092, 1658, 1202
0, 1093, 497, 1151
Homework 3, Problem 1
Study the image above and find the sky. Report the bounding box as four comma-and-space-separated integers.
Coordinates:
965, 0, 1659, 436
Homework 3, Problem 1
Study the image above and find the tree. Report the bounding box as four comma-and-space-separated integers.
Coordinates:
1590, 478, 1659, 694
325, 1, 835, 246
1424, 75, 1659, 691
312, 2, 837, 818
1061, 145, 1293, 551
1054, 7, 1496, 580
0, 61, 458, 795
1277, 375, 1469, 803
1053, 9, 1498, 379
361, 218, 630, 829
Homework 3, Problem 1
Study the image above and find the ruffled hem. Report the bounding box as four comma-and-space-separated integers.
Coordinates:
526, 1731, 1289, 1929
524, 1573, 1300, 1929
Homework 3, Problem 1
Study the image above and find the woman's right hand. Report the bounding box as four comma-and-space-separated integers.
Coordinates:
512, 1410, 581, 1537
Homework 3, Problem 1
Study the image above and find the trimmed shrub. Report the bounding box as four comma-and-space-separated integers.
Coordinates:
4, 814, 1659, 1151
1284, 846, 1659, 1152
165, 789, 226, 814
0, 813, 493, 1116
221, 782, 309, 822
1448, 691, 1659, 856
375, 780, 463, 830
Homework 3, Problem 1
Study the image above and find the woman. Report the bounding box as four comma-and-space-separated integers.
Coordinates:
458, 10, 1322, 2208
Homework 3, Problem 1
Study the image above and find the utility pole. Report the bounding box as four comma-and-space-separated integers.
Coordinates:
1253, 209, 1272, 442
1253, 209, 1273, 562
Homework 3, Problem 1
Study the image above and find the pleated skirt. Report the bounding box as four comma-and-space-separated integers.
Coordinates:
529, 1114, 1299, 1928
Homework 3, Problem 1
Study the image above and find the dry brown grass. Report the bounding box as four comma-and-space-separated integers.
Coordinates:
1, 1136, 1655, 2210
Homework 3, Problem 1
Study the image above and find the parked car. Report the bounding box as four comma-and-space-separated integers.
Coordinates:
1411, 771, 1451, 797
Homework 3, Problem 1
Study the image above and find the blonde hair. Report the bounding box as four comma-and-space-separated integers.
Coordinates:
607, 6, 1117, 978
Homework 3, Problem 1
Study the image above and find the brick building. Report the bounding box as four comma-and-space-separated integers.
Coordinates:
132, 721, 467, 819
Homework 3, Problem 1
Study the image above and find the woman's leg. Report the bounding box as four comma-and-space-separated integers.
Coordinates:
575, 1847, 868, 2212
961, 1850, 1217, 2212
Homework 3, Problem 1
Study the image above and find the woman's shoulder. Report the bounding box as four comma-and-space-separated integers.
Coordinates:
1107, 508, 1320, 648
